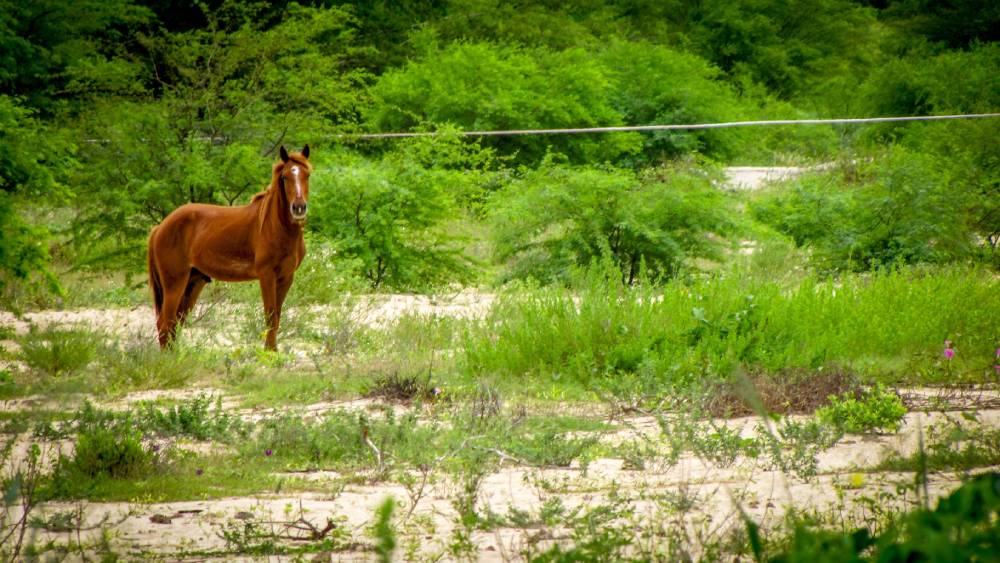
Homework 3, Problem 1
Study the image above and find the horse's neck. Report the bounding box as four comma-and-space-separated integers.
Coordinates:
257, 183, 301, 239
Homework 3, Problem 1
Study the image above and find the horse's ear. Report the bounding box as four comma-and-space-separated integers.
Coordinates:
279, 146, 290, 163
301, 145, 310, 159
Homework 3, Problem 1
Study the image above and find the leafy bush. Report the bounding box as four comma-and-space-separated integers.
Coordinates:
35, 398, 245, 444
68, 425, 151, 479
136, 395, 246, 442
858, 43, 1000, 259
248, 409, 437, 469
102, 342, 205, 392
878, 414, 1000, 473
815, 385, 907, 434
19, 326, 101, 376
0, 95, 70, 304
489, 158, 734, 284
47, 421, 158, 498
308, 149, 478, 290
752, 149, 976, 271
597, 39, 757, 162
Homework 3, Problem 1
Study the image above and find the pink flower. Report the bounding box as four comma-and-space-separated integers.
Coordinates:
943, 340, 955, 360
196, 468, 204, 476
265, 449, 273, 457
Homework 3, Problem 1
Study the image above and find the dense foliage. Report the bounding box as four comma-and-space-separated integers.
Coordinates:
1, 0, 998, 295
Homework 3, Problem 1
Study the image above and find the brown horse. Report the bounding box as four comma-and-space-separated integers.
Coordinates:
148, 145, 312, 350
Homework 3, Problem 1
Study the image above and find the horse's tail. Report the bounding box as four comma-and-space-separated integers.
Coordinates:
148, 227, 163, 318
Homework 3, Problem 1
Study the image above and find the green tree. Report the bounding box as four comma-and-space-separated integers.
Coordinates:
597, 39, 757, 163
308, 143, 482, 290
365, 37, 640, 164
859, 42, 1000, 259
69, 2, 368, 269
489, 157, 734, 284
753, 149, 976, 271
0, 0, 151, 113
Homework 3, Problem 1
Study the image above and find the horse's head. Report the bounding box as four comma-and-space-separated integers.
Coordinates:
279, 144, 311, 224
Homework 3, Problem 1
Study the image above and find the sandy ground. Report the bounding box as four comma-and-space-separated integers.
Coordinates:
723, 163, 832, 190
4, 380, 998, 561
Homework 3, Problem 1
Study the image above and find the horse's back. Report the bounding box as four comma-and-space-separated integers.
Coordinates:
151, 203, 259, 282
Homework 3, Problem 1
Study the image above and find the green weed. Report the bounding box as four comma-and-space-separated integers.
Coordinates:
816, 384, 907, 434
371, 498, 397, 563
101, 341, 212, 393
45, 422, 160, 499
19, 326, 102, 376
464, 263, 1000, 389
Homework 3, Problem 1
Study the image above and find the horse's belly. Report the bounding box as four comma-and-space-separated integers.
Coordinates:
191, 255, 256, 282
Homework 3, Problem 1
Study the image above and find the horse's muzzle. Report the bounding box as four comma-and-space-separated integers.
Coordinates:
291, 202, 308, 222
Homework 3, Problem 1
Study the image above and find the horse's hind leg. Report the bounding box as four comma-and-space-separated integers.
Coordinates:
157, 272, 189, 349
177, 268, 211, 325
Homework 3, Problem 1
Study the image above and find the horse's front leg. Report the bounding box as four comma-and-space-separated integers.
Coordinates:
274, 274, 297, 347
260, 273, 295, 351
259, 274, 279, 351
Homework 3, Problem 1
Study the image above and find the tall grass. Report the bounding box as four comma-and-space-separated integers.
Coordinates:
463, 264, 999, 387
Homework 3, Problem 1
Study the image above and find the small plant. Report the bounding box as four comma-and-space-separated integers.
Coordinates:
62, 424, 154, 479
19, 326, 101, 376
137, 394, 245, 441
102, 342, 202, 392
507, 427, 600, 468
363, 371, 434, 403
757, 416, 843, 479
878, 413, 1000, 473
0, 369, 15, 398
816, 384, 907, 434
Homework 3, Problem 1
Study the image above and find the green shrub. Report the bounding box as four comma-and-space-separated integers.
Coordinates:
136, 395, 246, 442
0, 95, 69, 305
856, 43, 1000, 262
597, 39, 757, 162
372, 498, 397, 563
752, 149, 976, 271
815, 385, 907, 434
308, 149, 478, 290
51, 422, 156, 490
102, 342, 205, 392
248, 409, 441, 469
878, 414, 1000, 473
19, 326, 101, 376
489, 159, 734, 284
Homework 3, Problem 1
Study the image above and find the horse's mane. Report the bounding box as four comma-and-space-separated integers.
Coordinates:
253, 154, 312, 228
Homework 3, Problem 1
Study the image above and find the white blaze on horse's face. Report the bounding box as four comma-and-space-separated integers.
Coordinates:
286, 164, 310, 223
